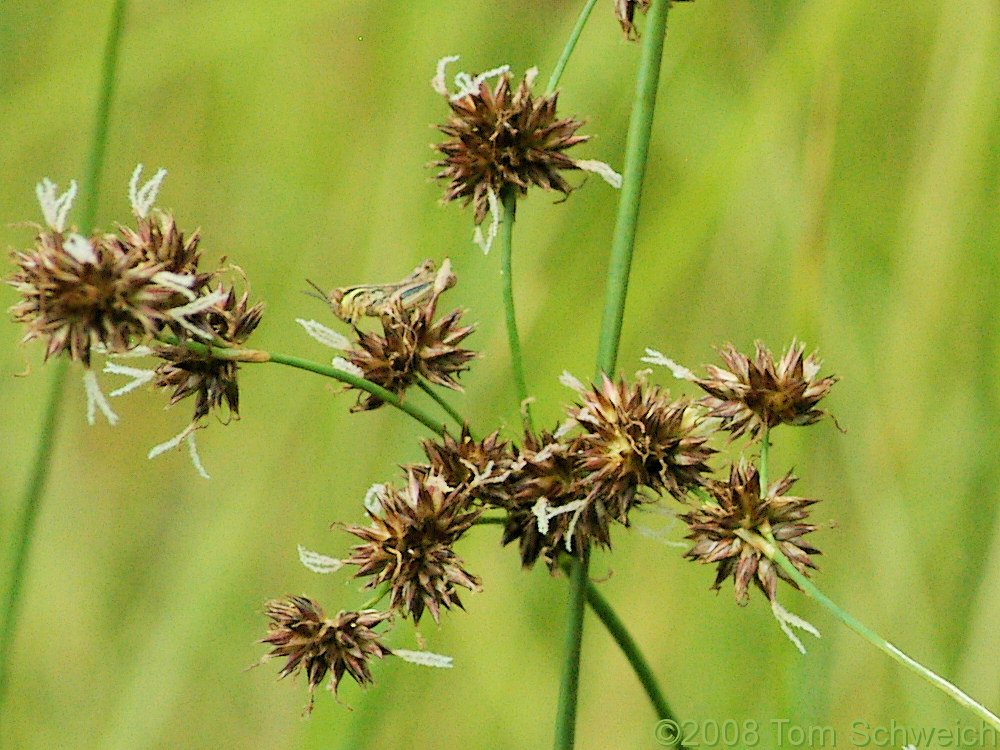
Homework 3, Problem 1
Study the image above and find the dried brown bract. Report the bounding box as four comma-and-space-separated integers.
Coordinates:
680, 459, 820, 605
258, 596, 391, 712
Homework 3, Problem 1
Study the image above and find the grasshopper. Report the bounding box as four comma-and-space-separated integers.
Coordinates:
307, 258, 453, 324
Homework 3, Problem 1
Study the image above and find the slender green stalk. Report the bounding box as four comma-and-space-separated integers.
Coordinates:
416, 379, 470, 437
498, 187, 533, 431
593, 0, 672, 375
554, 3, 674, 748
547, 0, 601, 94
0, 0, 127, 725
759, 425, 770, 491
762, 531, 1000, 732
264, 351, 446, 437
553, 547, 589, 750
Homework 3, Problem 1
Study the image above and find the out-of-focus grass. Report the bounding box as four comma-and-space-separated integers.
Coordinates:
1, 1, 998, 748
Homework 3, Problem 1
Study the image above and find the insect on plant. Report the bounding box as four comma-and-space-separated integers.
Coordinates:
306, 258, 452, 324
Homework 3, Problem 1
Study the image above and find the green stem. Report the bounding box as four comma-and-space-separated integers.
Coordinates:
759, 425, 771, 492
0, 0, 127, 726
593, 0, 672, 376
264, 351, 446, 437
762, 531, 1000, 732
498, 187, 532, 431
554, 3, 674, 748
558, 561, 686, 736
547, 0, 601, 94
553, 548, 589, 750
416, 379, 470, 437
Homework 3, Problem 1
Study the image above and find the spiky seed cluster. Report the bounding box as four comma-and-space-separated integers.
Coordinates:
432, 68, 590, 224
342, 470, 482, 623
680, 459, 820, 605
344, 267, 477, 410
258, 596, 391, 712
153, 280, 265, 421
693, 340, 840, 440
502, 429, 592, 570
7, 227, 198, 367
570, 374, 715, 512
419, 427, 514, 506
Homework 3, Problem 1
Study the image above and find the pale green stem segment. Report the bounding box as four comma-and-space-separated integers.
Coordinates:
764, 531, 1000, 733
757, 431, 1000, 730
556, 2, 675, 748
359, 583, 392, 611
759, 426, 771, 492
498, 187, 533, 431
0, 0, 128, 726
547, 0, 601, 94
264, 352, 447, 438
416, 379, 471, 438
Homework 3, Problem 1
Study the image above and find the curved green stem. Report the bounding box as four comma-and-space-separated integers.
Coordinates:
0, 0, 128, 726
582, 576, 687, 743
264, 351, 446, 437
762, 530, 1000, 732
416, 379, 471, 437
547, 0, 601, 94
554, 3, 674, 748
498, 187, 533, 431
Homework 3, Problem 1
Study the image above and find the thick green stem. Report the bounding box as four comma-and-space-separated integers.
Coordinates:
762, 532, 1000, 732
498, 188, 532, 431
547, 0, 601, 94
0, 0, 127, 726
553, 3, 674, 749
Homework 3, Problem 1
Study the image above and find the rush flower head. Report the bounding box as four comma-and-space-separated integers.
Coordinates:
343, 260, 478, 410
568, 374, 715, 512
258, 596, 391, 712
431, 57, 620, 251
646, 341, 840, 441
680, 459, 820, 605
153, 277, 265, 422
419, 427, 514, 507
501, 428, 593, 570
342, 469, 482, 624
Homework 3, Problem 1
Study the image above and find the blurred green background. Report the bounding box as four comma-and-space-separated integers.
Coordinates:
2, 1, 999, 748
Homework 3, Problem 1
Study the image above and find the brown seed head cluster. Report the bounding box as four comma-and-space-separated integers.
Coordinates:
258, 596, 391, 712
419, 427, 515, 507
680, 459, 819, 605
432, 67, 590, 224
154, 279, 265, 422
694, 340, 840, 440
344, 263, 477, 410
7, 221, 205, 367
342, 469, 483, 623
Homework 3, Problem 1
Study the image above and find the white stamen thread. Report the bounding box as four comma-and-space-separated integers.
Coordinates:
128, 164, 167, 218
296, 318, 350, 350
332, 357, 364, 378
149, 424, 210, 478
393, 649, 453, 668
559, 370, 586, 393
473, 187, 501, 254
83, 370, 119, 426
363, 483, 387, 515
152, 271, 198, 301
168, 288, 227, 340
103, 360, 157, 397
297, 544, 343, 574
432, 55, 461, 96
575, 159, 623, 189
641, 348, 696, 381
64, 234, 98, 265
36, 178, 77, 232
771, 598, 820, 655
